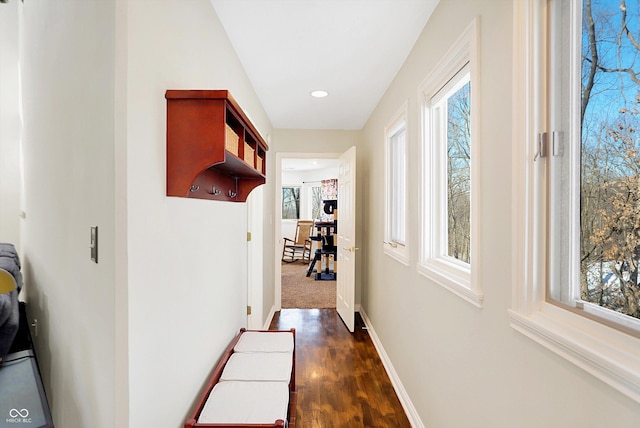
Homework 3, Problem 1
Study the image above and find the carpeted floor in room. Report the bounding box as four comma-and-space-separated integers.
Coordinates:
281, 261, 336, 309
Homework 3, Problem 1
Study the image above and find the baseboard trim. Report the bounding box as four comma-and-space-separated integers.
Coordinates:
359, 308, 424, 428
263, 305, 277, 330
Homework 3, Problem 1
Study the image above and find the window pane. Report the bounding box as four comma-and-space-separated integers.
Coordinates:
551, 0, 640, 321
390, 128, 406, 244
311, 186, 322, 220
282, 187, 300, 219
580, 0, 640, 319
447, 81, 471, 263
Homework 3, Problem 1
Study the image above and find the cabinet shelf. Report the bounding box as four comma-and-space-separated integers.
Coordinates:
165, 90, 268, 202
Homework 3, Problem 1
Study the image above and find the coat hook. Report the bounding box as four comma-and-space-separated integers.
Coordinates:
190, 184, 200, 192
228, 190, 237, 198
209, 186, 221, 195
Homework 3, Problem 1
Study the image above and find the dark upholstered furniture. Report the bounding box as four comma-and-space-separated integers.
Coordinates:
0, 243, 22, 360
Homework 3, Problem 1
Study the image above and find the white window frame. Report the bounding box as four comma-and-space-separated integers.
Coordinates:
510, 0, 640, 404
384, 102, 409, 265
418, 18, 482, 308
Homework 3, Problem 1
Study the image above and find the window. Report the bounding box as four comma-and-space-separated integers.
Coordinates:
384, 103, 409, 264
310, 185, 322, 220
418, 19, 482, 307
548, 0, 640, 330
439, 74, 471, 264
281, 186, 301, 219
511, 0, 640, 403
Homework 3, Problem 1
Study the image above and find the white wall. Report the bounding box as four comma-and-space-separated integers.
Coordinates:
0, 0, 21, 247
360, 0, 640, 426
17, 0, 271, 427
126, 0, 271, 426
20, 2, 117, 427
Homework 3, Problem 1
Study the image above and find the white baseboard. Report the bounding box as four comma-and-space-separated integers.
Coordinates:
263, 305, 277, 330
359, 308, 424, 428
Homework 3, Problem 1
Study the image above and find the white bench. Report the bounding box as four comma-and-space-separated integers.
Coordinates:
185, 329, 297, 428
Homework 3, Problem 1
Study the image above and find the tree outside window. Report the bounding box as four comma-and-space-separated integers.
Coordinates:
311, 186, 322, 220
575, 0, 640, 319
447, 81, 471, 264
282, 187, 301, 219
430, 69, 471, 265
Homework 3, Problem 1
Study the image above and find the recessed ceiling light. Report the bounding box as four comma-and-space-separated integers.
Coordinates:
310, 90, 329, 98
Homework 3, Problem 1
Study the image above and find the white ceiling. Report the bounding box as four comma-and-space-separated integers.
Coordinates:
210, 0, 438, 130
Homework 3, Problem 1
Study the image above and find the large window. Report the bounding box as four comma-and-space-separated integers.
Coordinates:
512, 0, 640, 404
384, 103, 409, 264
547, 0, 640, 331
419, 19, 481, 307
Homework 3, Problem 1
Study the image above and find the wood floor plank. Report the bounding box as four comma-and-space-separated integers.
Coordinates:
269, 309, 411, 428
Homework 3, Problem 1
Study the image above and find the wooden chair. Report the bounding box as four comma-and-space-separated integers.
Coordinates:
282, 220, 314, 263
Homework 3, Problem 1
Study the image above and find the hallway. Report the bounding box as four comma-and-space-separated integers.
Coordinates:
269, 309, 411, 428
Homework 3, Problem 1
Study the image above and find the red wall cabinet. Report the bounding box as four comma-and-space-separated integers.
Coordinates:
165, 90, 268, 202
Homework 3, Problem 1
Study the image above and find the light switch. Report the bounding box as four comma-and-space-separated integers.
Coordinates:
90, 226, 98, 263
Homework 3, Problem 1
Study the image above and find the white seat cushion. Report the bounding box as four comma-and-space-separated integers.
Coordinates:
234, 331, 294, 353
220, 352, 293, 383
198, 381, 289, 424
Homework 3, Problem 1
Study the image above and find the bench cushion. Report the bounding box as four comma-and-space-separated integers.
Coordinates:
234, 331, 294, 353
220, 352, 293, 383
198, 381, 289, 424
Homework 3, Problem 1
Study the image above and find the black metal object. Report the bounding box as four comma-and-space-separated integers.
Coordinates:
322, 199, 337, 215
306, 221, 337, 280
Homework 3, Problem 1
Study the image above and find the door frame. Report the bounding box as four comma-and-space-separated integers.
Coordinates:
274, 151, 342, 310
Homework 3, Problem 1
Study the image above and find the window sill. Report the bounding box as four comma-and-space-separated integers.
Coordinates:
417, 258, 483, 308
509, 302, 640, 403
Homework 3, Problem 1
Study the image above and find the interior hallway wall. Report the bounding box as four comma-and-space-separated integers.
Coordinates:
17, 0, 271, 426
0, 0, 21, 247
360, 0, 640, 426
125, 0, 272, 426
20, 1, 117, 427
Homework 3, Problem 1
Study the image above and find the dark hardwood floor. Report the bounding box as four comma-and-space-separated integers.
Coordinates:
269, 309, 411, 428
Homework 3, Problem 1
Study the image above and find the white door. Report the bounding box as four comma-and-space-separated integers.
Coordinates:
337, 146, 357, 332
247, 187, 264, 329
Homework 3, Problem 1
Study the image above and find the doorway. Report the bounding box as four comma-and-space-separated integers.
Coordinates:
275, 153, 340, 310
